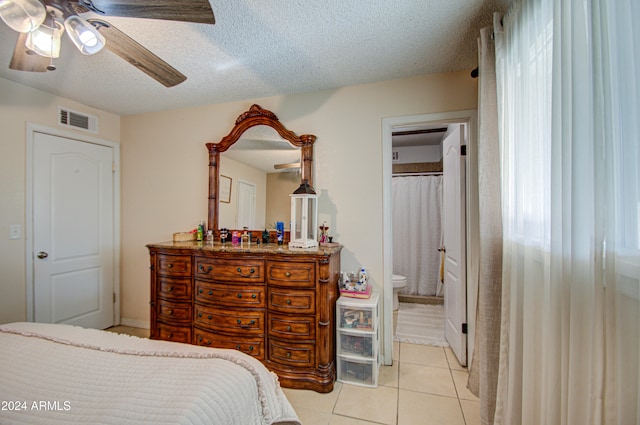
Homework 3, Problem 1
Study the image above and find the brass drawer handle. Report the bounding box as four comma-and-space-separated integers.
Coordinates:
251, 294, 257, 299
168, 286, 173, 292
198, 288, 203, 294
198, 264, 213, 273
167, 264, 173, 268
286, 352, 291, 358
236, 344, 241, 350
286, 299, 291, 305
209, 290, 213, 295
237, 319, 256, 328
208, 315, 212, 320
285, 271, 291, 277
169, 310, 174, 315
198, 312, 202, 318
237, 293, 242, 298
236, 267, 256, 278
248, 346, 254, 351
286, 325, 292, 331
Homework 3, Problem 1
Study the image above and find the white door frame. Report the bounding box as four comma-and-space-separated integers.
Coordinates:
25, 123, 121, 325
381, 110, 477, 366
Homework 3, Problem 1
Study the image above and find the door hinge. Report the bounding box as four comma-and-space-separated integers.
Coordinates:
112, 161, 116, 173
461, 145, 467, 156
462, 323, 468, 334
113, 293, 116, 303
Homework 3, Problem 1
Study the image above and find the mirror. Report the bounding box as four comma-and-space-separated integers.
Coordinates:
222, 127, 300, 229
206, 104, 316, 233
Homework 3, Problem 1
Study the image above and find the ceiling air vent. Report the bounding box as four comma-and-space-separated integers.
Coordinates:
58, 107, 98, 133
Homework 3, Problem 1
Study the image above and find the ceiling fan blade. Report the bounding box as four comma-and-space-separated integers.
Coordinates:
79, 0, 215, 24
88, 19, 186, 87
9, 33, 50, 72
274, 162, 301, 170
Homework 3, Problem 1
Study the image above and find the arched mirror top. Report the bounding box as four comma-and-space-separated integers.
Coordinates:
206, 104, 316, 232
212, 104, 316, 153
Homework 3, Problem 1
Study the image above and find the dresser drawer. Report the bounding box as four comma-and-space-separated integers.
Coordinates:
156, 299, 192, 323
155, 322, 191, 344
194, 328, 265, 359
267, 261, 315, 287
195, 257, 265, 283
195, 304, 264, 334
268, 339, 315, 368
156, 254, 191, 277
268, 313, 316, 340
195, 281, 265, 308
268, 288, 316, 314
157, 276, 191, 300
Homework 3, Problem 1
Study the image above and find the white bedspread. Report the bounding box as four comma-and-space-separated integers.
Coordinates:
0, 322, 300, 425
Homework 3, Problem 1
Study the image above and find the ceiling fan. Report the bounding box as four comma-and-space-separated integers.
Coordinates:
0, 0, 215, 87
274, 161, 300, 171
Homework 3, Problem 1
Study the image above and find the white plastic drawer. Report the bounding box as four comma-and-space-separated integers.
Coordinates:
337, 355, 378, 387
338, 330, 376, 358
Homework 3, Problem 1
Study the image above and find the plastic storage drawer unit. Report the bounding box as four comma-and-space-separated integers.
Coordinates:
336, 293, 379, 387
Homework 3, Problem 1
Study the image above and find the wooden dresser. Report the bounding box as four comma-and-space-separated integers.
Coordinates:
147, 240, 342, 393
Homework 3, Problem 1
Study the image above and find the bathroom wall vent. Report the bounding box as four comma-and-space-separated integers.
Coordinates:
58, 107, 98, 133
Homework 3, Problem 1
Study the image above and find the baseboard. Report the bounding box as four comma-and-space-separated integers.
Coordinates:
119, 317, 150, 330
398, 294, 444, 305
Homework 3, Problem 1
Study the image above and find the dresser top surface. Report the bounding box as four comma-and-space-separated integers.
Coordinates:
147, 240, 342, 256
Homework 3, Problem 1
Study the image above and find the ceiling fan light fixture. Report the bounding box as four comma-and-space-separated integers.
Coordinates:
25, 18, 64, 58
0, 0, 46, 33
64, 15, 105, 55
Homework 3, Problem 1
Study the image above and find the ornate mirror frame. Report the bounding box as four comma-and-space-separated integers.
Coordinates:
206, 104, 316, 232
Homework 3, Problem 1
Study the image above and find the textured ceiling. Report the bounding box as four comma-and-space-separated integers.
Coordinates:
0, 0, 510, 116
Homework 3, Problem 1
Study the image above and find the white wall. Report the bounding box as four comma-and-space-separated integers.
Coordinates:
0, 77, 120, 324
120, 71, 478, 344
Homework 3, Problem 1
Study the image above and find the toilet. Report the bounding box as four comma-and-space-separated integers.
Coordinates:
392, 274, 408, 310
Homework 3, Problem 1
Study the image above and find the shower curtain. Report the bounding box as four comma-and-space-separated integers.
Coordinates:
392, 175, 443, 296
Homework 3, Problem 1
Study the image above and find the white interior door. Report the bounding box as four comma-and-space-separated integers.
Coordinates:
33, 132, 114, 329
237, 180, 256, 229
442, 124, 467, 365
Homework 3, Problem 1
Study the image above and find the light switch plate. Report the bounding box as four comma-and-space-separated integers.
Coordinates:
9, 224, 22, 240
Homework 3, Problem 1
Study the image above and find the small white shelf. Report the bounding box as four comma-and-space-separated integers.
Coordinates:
336, 293, 379, 387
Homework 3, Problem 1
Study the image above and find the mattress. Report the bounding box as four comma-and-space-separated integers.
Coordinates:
0, 322, 300, 425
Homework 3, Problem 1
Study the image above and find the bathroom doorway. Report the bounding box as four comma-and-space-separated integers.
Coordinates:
381, 110, 477, 367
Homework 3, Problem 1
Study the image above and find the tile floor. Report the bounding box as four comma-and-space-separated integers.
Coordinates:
107, 322, 478, 425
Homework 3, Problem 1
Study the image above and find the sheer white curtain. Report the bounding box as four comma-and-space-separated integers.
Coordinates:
493, 0, 640, 424
392, 175, 443, 296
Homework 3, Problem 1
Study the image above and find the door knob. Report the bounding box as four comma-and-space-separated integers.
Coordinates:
37, 251, 48, 259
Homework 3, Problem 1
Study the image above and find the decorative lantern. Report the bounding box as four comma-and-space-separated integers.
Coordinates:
289, 180, 319, 249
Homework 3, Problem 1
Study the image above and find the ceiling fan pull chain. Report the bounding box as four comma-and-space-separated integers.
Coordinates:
46, 13, 56, 71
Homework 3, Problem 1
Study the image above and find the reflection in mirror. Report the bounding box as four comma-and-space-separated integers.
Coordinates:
206, 104, 315, 234
220, 126, 301, 230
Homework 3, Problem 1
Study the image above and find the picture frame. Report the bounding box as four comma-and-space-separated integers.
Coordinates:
219, 175, 232, 203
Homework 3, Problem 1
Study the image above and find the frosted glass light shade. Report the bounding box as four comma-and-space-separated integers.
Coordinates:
0, 0, 46, 33
26, 20, 64, 58
64, 15, 105, 55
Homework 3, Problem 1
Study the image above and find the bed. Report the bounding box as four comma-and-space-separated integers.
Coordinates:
0, 322, 300, 425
